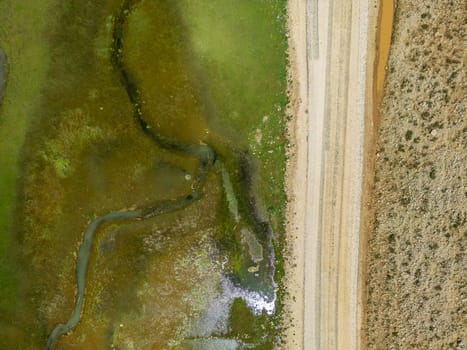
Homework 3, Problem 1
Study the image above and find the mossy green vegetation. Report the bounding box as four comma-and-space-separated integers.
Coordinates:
0, 0, 60, 315
0, 0, 289, 348
178, 0, 289, 232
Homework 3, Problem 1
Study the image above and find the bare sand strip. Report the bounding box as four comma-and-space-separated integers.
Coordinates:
285, 0, 378, 349
284, 0, 308, 348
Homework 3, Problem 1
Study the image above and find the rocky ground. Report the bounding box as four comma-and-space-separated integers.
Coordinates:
366, 0, 465, 349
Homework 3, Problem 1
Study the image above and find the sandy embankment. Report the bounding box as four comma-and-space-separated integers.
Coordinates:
283, 0, 308, 348
359, 1, 394, 348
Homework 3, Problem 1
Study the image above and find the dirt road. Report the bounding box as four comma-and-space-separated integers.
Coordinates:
287, 0, 376, 349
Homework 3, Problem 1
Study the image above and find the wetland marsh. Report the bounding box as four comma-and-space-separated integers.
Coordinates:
0, 0, 289, 349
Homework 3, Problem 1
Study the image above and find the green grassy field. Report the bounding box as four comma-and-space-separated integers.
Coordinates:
179, 0, 289, 222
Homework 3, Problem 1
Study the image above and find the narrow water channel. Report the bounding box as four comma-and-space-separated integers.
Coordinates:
375, 0, 395, 103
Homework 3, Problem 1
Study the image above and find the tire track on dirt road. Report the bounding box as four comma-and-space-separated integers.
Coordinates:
301, 0, 372, 349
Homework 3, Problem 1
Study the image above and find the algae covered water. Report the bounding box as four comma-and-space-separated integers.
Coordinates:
0, 1, 288, 348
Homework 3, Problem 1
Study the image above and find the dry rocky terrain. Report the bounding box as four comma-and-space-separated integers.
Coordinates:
366, 0, 466, 349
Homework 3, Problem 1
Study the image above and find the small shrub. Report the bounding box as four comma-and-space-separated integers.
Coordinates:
405, 130, 413, 141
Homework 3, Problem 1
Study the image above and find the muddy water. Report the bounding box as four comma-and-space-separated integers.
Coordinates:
375, 0, 395, 103
0, 0, 288, 349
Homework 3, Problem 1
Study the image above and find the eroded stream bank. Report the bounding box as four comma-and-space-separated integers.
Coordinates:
374, 0, 395, 105
0, 0, 289, 349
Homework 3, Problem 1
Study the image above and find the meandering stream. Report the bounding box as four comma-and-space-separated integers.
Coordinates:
45, 0, 275, 348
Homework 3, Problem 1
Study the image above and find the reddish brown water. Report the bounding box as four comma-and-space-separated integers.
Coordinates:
375, 0, 395, 103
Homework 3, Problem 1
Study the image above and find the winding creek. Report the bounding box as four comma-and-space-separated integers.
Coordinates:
45, 0, 276, 348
